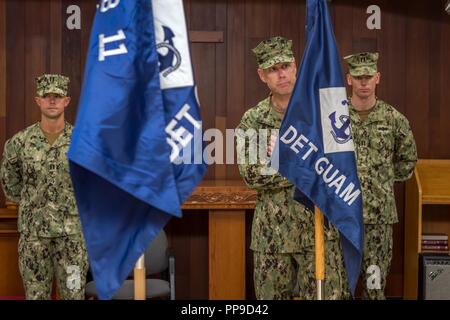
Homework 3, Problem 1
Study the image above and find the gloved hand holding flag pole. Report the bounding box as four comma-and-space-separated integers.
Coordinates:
69, 0, 207, 300
276, 0, 364, 299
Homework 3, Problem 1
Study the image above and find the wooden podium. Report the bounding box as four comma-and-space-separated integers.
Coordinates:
182, 180, 256, 299
403, 159, 450, 299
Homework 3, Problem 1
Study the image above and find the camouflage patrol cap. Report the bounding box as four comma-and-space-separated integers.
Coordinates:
36, 74, 70, 97
252, 36, 295, 69
343, 52, 379, 77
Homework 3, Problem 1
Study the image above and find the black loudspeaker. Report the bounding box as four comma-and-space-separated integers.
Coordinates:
419, 253, 450, 300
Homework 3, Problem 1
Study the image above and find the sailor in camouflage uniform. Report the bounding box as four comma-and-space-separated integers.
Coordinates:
236, 36, 350, 300
344, 53, 417, 299
0, 74, 88, 300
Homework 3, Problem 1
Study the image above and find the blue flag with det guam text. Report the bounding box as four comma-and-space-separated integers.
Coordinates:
277, 0, 364, 295
68, 0, 206, 300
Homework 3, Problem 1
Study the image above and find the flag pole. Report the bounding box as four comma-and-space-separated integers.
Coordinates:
314, 206, 325, 300
134, 254, 146, 300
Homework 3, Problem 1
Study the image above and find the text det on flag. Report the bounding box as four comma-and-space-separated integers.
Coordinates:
68, 0, 207, 300
276, 0, 364, 295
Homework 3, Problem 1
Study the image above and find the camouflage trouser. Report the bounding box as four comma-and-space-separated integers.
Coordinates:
361, 224, 393, 300
253, 238, 350, 300
18, 233, 89, 300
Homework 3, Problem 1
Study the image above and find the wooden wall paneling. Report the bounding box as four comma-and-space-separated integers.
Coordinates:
428, 3, 442, 159
440, 9, 450, 158
166, 211, 209, 299
405, 1, 431, 158
184, 0, 191, 29
351, 0, 378, 53
166, 216, 191, 299
190, 1, 217, 180
188, 212, 209, 299
245, 1, 269, 39
50, 0, 62, 74
3, 1, 26, 208
280, 0, 305, 63
268, 0, 281, 37
245, 0, 271, 111
0, 235, 23, 297
243, 0, 305, 112
377, 0, 406, 114
80, 0, 96, 91
25, 0, 50, 126
226, 0, 245, 180
188, 1, 217, 126
0, 0, 5, 119
333, 1, 354, 92
189, 31, 224, 43
0, 0, 5, 207
190, 0, 216, 32
193, 80, 215, 186
215, 1, 227, 179
5, 2, 25, 141
371, 0, 386, 101
214, 115, 227, 179
334, 0, 354, 56
62, 0, 82, 124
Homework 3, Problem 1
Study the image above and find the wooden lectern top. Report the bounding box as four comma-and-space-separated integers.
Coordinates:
182, 180, 256, 210
416, 159, 450, 204
1, 180, 257, 213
